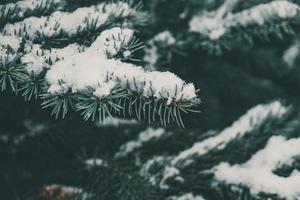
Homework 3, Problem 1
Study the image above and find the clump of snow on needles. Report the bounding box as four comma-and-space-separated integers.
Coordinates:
171, 101, 288, 168
168, 193, 206, 200
189, 1, 300, 40
214, 136, 300, 200
115, 127, 166, 158
45, 27, 197, 102
0, 0, 63, 19
0, 35, 21, 53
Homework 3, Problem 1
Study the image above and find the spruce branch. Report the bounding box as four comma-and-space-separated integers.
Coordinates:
283, 39, 300, 68
171, 101, 290, 168
34, 27, 200, 126
0, 8, 200, 127
144, 31, 179, 70
213, 136, 300, 199
0, 0, 66, 28
1, 1, 148, 47
0, 54, 28, 92
168, 193, 206, 200
143, 101, 292, 190
189, 1, 300, 54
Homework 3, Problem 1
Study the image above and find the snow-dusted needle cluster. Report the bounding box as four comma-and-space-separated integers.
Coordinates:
189, 1, 300, 40
44, 28, 197, 102
0, 0, 65, 27
214, 136, 300, 200
115, 127, 166, 158
171, 101, 288, 168
2, 1, 146, 41
0, 35, 21, 54
0, 0, 200, 126
144, 31, 176, 68
168, 193, 206, 200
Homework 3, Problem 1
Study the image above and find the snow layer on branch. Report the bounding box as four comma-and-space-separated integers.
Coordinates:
2, 1, 144, 40
171, 101, 288, 168
283, 40, 300, 67
160, 166, 184, 189
0, 35, 21, 52
144, 31, 175, 67
21, 43, 84, 75
168, 193, 206, 200
140, 155, 173, 186
99, 1, 140, 20
21, 53, 50, 74
90, 27, 134, 58
0, 0, 63, 19
45, 27, 197, 102
93, 81, 116, 98
96, 117, 138, 127
189, 1, 300, 40
214, 136, 300, 200
25, 43, 84, 62
85, 158, 107, 168
115, 127, 166, 158
153, 31, 176, 46
2, 6, 108, 40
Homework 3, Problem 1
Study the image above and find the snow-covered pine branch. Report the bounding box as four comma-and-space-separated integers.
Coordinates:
147, 101, 290, 189
168, 193, 205, 200
115, 127, 167, 158
171, 101, 289, 168
1, 0, 147, 45
0, 1, 200, 127
0, 0, 66, 28
189, 1, 300, 54
283, 39, 300, 68
42, 27, 199, 126
144, 31, 177, 70
168, 193, 206, 200
214, 136, 300, 200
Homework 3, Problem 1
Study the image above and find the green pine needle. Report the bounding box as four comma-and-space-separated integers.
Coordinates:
0, 55, 28, 92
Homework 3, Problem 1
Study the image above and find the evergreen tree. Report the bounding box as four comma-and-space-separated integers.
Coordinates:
0, 0, 300, 200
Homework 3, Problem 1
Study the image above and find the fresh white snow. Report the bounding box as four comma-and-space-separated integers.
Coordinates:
89, 27, 134, 58
2, 1, 141, 40
169, 193, 206, 200
115, 127, 166, 157
21, 43, 84, 75
144, 31, 175, 67
189, 1, 300, 40
0, 0, 63, 19
0, 35, 21, 52
214, 136, 300, 200
171, 101, 288, 168
44, 28, 197, 102
283, 40, 300, 68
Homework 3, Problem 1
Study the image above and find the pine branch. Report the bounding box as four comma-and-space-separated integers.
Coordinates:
144, 31, 178, 70
283, 38, 300, 68
115, 127, 166, 158
214, 136, 300, 199
1, 1, 148, 47
0, 0, 66, 28
39, 28, 200, 126
0, 54, 28, 92
0, 21, 200, 126
171, 101, 289, 168
169, 193, 206, 200
188, 1, 300, 54
141, 101, 293, 191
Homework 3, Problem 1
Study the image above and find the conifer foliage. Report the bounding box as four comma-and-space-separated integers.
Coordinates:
0, 0, 200, 127
1, 0, 300, 200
